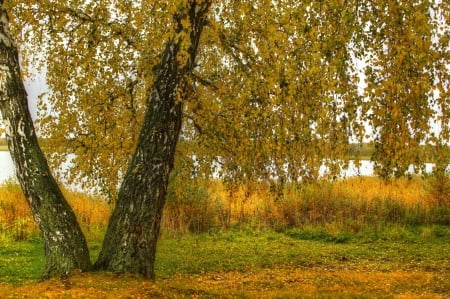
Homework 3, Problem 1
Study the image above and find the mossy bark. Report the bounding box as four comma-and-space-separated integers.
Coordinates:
0, 2, 91, 279
94, 1, 211, 279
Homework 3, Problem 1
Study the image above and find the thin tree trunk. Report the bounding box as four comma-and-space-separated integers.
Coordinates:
94, 0, 211, 279
0, 2, 91, 279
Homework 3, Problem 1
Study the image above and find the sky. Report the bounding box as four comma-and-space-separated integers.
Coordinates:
0, 66, 41, 138
23, 68, 46, 121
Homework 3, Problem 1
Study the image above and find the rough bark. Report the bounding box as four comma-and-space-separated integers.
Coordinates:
94, 0, 211, 279
0, 2, 91, 279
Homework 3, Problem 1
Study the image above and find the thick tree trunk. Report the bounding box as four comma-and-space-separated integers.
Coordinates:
0, 2, 91, 279
94, 0, 211, 279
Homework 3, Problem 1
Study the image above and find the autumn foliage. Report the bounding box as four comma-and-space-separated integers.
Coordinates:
0, 267, 445, 299
3, 174, 447, 241
2, 0, 447, 201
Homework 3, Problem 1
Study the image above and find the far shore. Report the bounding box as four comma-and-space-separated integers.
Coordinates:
0, 146, 8, 151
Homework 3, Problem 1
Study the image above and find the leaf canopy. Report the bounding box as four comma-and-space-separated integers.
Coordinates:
6, 0, 449, 198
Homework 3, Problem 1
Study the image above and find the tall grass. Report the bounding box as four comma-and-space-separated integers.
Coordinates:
163, 175, 450, 235
0, 181, 36, 241
0, 174, 448, 241
0, 179, 110, 242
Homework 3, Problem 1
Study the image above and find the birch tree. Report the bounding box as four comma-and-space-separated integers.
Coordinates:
0, 0, 91, 279
2, 0, 212, 280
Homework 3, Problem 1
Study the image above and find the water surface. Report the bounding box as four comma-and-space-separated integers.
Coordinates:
0, 150, 446, 186
0, 151, 15, 183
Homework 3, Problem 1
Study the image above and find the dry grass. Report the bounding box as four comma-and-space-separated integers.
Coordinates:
0, 138, 7, 151
0, 175, 448, 240
0, 182, 110, 241
333, 176, 427, 205
163, 175, 449, 234
0, 182, 36, 241
61, 189, 111, 241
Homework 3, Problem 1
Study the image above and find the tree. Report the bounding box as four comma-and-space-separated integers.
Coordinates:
94, 0, 212, 279
0, 0, 91, 279
2, 0, 212, 280
10, 0, 448, 197
3, 0, 449, 279
188, 0, 363, 190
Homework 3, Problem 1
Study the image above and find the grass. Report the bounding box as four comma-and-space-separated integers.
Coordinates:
0, 176, 449, 297
156, 227, 450, 276
164, 175, 449, 234
0, 180, 110, 242
0, 228, 448, 298
0, 239, 44, 285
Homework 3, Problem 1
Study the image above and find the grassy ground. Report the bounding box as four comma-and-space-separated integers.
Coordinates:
0, 228, 449, 298
0, 176, 449, 297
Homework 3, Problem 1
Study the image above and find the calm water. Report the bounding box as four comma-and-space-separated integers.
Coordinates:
0, 151, 15, 183
0, 151, 444, 186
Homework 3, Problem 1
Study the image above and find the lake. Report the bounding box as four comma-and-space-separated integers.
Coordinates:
0, 150, 445, 186
0, 151, 15, 183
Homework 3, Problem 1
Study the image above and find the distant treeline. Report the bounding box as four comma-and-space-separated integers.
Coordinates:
0, 139, 376, 156
348, 143, 375, 159
0, 138, 445, 162
348, 143, 447, 163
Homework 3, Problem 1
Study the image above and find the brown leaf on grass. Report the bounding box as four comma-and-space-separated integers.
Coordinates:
0, 267, 448, 298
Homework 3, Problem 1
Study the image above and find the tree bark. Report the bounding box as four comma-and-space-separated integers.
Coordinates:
94, 0, 211, 279
0, 2, 91, 279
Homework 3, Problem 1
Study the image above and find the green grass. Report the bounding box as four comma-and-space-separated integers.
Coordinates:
0, 237, 103, 285
1, 227, 449, 297
1, 227, 449, 285
0, 238, 44, 284
155, 226, 450, 277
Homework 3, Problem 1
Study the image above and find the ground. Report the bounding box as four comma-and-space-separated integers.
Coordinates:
1, 230, 449, 298
1, 266, 447, 298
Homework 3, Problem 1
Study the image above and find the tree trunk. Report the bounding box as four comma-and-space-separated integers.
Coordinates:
0, 2, 91, 279
94, 0, 211, 279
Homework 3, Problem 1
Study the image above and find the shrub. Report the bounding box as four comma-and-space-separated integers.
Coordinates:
164, 177, 220, 234
426, 172, 450, 207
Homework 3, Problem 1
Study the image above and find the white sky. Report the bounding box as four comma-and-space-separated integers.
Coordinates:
24, 71, 45, 121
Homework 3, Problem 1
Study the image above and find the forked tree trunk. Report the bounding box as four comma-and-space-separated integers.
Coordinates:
94, 0, 212, 279
0, 2, 91, 279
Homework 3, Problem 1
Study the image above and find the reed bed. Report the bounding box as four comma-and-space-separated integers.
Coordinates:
0, 174, 448, 241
